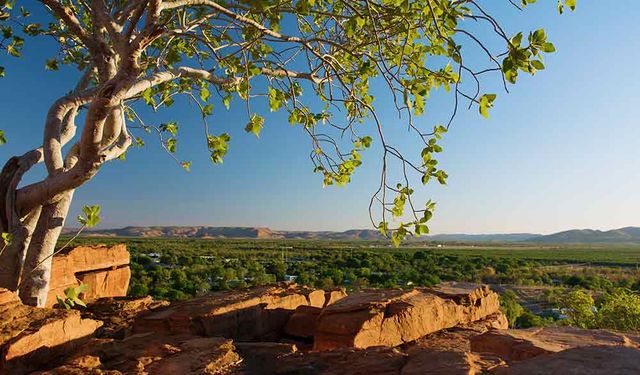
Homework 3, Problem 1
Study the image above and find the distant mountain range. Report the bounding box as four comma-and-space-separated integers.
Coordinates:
64, 225, 640, 244
526, 227, 640, 244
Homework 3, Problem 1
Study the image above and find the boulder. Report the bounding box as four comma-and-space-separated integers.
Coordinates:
271, 347, 409, 375
46, 244, 130, 307
401, 350, 505, 375
234, 342, 298, 374
268, 346, 504, 375
0, 288, 102, 374
461, 311, 509, 332
134, 284, 327, 341
39, 333, 240, 375
496, 345, 640, 375
427, 282, 501, 322
470, 327, 639, 361
285, 305, 322, 339
82, 296, 170, 338
314, 284, 500, 350
324, 288, 348, 306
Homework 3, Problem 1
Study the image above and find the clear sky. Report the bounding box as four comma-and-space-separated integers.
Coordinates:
1, 2, 639, 234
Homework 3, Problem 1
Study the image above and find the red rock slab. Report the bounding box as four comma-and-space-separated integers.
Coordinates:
38, 334, 240, 375
271, 347, 409, 375
496, 345, 640, 375
45, 244, 131, 308
401, 350, 505, 375
134, 284, 326, 341
285, 305, 322, 339
0, 288, 102, 374
314, 285, 501, 350
471, 326, 639, 361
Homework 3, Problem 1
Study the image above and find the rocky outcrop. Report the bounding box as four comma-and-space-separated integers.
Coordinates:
401, 350, 505, 375
470, 327, 639, 361
39, 334, 241, 375
0, 288, 102, 374
285, 305, 322, 339
495, 345, 640, 375
82, 296, 170, 339
6, 283, 640, 375
46, 244, 131, 307
134, 284, 326, 340
314, 283, 501, 350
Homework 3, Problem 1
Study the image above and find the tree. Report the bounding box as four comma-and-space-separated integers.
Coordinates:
0, 0, 575, 306
560, 289, 596, 329
595, 288, 640, 331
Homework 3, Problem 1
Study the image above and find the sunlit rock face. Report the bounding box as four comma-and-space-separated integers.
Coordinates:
314, 282, 501, 350
7, 283, 640, 375
46, 244, 131, 307
0, 288, 102, 374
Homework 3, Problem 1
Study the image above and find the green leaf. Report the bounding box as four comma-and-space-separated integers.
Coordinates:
415, 224, 429, 236
1, 232, 12, 246
202, 104, 214, 116
200, 87, 210, 102
45, 58, 59, 71
565, 0, 577, 11
244, 114, 265, 137
479, 94, 497, 119
0, 130, 6, 145
531, 60, 545, 70
160, 122, 178, 136
540, 42, 556, 53
77, 205, 101, 228
181, 161, 192, 171
222, 95, 232, 110
166, 138, 177, 153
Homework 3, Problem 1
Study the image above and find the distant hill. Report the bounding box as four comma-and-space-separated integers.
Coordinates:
63, 226, 386, 240
65, 226, 538, 242
64, 225, 640, 244
427, 233, 540, 242
525, 227, 640, 244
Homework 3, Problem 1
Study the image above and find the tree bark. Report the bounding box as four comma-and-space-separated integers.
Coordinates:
0, 207, 41, 291
18, 190, 74, 307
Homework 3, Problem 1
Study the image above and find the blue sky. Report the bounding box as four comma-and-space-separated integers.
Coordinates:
1, 2, 639, 234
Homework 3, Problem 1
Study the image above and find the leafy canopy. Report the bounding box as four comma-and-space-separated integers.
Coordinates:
1, 0, 575, 243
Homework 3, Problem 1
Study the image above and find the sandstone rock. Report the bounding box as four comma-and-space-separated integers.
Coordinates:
134, 284, 328, 341
265, 345, 503, 375
0, 288, 102, 374
470, 327, 638, 361
285, 305, 322, 339
42, 333, 240, 375
271, 347, 408, 375
324, 289, 348, 306
234, 342, 297, 374
497, 345, 640, 375
411, 329, 484, 353
46, 244, 131, 307
461, 311, 509, 332
83, 296, 170, 338
401, 350, 505, 375
32, 355, 116, 375
314, 284, 500, 350
427, 282, 501, 322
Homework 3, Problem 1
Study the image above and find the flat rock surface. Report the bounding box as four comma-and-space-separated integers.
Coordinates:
37, 333, 240, 375
497, 345, 640, 375
46, 244, 131, 307
134, 284, 327, 340
314, 284, 500, 350
471, 326, 639, 361
0, 288, 102, 374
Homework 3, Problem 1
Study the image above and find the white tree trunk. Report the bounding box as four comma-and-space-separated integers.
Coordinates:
18, 191, 74, 307
0, 207, 41, 291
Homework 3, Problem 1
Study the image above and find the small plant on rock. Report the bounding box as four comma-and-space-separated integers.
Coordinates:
56, 283, 88, 310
